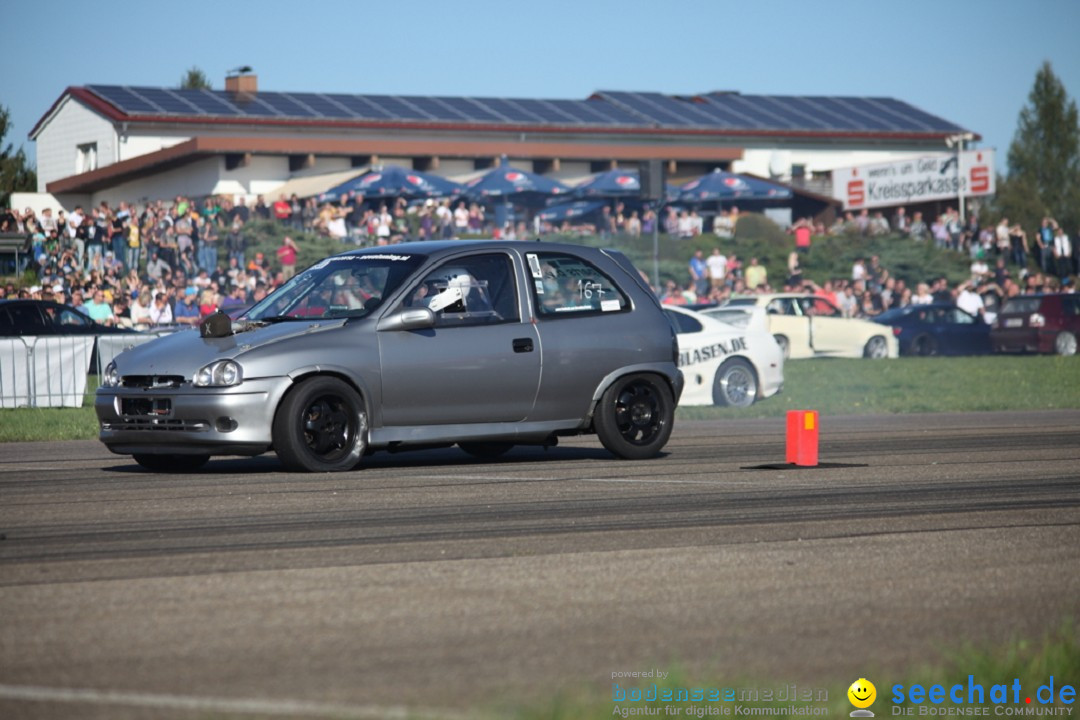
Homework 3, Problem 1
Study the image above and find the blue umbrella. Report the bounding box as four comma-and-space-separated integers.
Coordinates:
319, 165, 464, 202
574, 169, 641, 197
537, 200, 608, 222
679, 169, 793, 203
464, 166, 570, 205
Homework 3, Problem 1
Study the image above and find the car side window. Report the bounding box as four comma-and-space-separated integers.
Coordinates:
526, 252, 628, 317
404, 253, 518, 327
54, 307, 92, 329
810, 298, 840, 317
950, 308, 974, 325
6, 304, 48, 333
664, 310, 702, 334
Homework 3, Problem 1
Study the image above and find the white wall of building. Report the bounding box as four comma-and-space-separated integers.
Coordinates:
118, 134, 191, 162
91, 157, 226, 206
547, 161, 592, 183
735, 147, 942, 180
289, 157, 352, 177
9, 191, 91, 216
434, 158, 474, 177
83, 155, 292, 206
34, 98, 117, 191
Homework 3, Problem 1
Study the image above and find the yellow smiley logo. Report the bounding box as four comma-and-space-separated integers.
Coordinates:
848, 678, 877, 709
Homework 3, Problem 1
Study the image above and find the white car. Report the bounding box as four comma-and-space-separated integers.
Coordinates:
717, 294, 898, 359
664, 305, 783, 407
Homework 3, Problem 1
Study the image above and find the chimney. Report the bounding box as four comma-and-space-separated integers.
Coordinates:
225, 72, 257, 97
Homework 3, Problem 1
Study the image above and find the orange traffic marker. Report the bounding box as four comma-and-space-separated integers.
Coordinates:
786, 410, 819, 466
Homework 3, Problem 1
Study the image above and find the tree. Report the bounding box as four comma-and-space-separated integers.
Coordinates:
996, 61, 1080, 233
0, 104, 37, 209
180, 66, 212, 90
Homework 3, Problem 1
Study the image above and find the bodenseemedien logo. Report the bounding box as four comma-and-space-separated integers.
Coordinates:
849, 678, 877, 717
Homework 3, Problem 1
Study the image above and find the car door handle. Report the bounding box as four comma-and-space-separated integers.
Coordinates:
513, 338, 534, 353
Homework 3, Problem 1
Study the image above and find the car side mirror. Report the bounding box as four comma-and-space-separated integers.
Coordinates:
377, 308, 436, 332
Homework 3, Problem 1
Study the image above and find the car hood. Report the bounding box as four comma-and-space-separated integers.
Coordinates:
112, 319, 348, 376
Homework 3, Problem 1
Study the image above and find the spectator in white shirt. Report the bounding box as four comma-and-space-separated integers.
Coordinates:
149, 292, 173, 325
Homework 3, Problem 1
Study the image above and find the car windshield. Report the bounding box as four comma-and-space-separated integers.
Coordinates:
243, 253, 426, 321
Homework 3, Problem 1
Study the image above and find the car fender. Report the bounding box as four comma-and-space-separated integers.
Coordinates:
284, 364, 380, 426
587, 362, 683, 423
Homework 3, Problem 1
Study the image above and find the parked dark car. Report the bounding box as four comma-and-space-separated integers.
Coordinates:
97, 240, 684, 472
0, 299, 140, 371
874, 303, 992, 356
990, 294, 1080, 356
0, 299, 139, 338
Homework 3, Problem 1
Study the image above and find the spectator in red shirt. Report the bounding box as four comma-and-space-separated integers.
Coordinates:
273, 195, 292, 224
277, 236, 298, 281
793, 217, 812, 254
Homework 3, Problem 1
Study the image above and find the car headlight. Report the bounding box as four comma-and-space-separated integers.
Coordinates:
193, 360, 243, 387
102, 361, 121, 388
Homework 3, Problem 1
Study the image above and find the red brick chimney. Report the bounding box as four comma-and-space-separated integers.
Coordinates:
225, 73, 257, 97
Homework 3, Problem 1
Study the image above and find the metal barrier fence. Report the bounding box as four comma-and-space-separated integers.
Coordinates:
0, 331, 174, 409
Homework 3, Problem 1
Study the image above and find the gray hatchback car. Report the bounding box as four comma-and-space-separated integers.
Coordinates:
97, 240, 683, 472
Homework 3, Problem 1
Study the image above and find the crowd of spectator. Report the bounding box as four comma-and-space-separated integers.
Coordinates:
662, 204, 1078, 321
0, 190, 534, 327
1, 191, 1077, 332
0, 195, 299, 328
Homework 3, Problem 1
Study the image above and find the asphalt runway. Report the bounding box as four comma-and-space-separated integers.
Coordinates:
1, 410, 1079, 719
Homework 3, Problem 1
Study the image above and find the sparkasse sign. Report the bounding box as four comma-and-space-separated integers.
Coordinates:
831, 150, 995, 210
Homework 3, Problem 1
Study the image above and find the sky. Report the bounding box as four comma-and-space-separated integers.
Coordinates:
3, 0, 1079, 176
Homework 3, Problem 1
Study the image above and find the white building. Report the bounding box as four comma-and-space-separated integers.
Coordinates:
27, 73, 977, 214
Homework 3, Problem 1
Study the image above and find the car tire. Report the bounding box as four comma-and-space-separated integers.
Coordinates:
1054, 331, 1077, 356
912, 334, 938, 356
863, 335, 889, 359
459, 442, 514, 459
273, 377, 367, 473
712, 358, 758, 408
133, 454, 209, 473
593, 373, 674, 460
773, 334, 790, 359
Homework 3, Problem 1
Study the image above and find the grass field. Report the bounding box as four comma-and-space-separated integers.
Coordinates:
1, 356, 1077, 443
678, 355, 1080, 420
515, 622, 1079, 720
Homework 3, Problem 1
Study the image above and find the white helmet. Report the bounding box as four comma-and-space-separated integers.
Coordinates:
441, 269, 474, 296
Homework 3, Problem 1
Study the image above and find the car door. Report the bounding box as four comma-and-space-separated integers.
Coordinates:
378, 251, 540, 426
800, 296, 850, 356
522, 250, 638, 421
765, 297, 811, 358
944, 307, 991, 355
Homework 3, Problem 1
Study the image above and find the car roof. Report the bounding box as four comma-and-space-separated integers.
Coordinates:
665, 304, 740, 326
0, 298, 59, 306
337, 239, 603, 258
731, 293, 806, 300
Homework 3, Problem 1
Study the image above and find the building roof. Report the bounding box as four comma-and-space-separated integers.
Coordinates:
32, 85, 973, 141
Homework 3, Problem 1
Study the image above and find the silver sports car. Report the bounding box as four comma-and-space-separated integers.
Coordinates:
97, 240, 683, 472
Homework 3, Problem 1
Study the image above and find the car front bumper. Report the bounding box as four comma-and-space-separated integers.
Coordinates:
95, 377, 291, 456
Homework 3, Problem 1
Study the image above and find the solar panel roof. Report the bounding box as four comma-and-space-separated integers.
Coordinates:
83, 84, 967, 136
